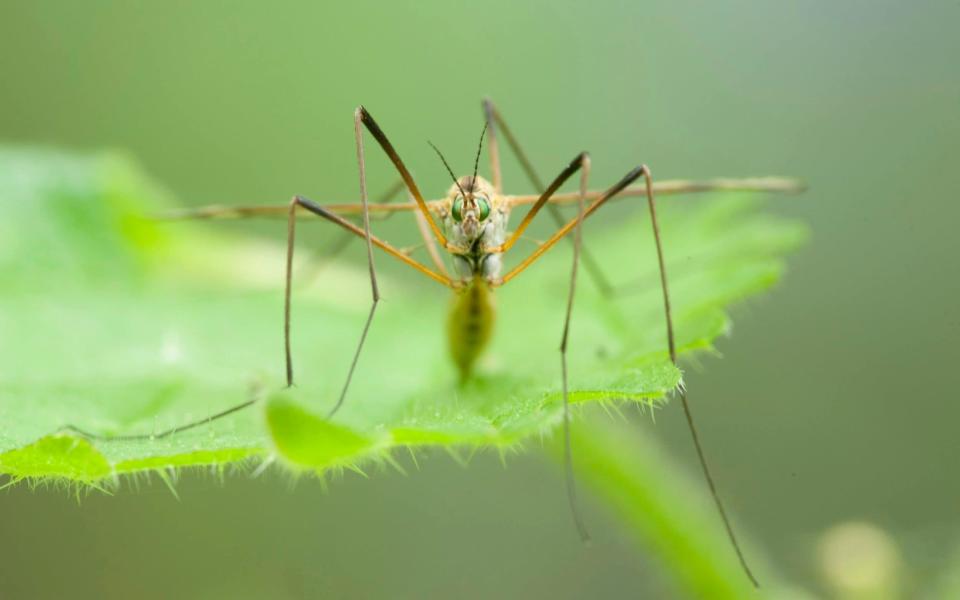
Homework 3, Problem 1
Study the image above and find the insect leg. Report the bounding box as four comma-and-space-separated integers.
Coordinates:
559, 153, 592, 541
60, 395, 260, 441
297, 179, 408, 288
292, 105, 381, 416
494, 165, 645, 284
505, 176, 805, 209
496, 164, 760, 587
643, 168, 759, 587
355, 106, 452, 249
482, 98, 615, 295
412, 199, 450, 278
485, 152, 590, 254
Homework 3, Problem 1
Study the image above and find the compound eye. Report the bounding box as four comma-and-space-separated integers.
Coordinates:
452, 196, 464, 222
476, 196, 491, 221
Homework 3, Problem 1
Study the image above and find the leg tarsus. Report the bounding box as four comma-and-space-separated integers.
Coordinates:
326, 299, 378, 419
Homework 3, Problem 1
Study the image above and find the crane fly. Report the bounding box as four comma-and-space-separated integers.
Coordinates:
66, 100, 804, 587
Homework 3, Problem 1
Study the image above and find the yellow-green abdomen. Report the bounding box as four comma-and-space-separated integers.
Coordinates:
447, 277, 495, 381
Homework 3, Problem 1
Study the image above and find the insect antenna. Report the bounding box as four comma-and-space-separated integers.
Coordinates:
428, 141, 468, 199
471, 122, 488, 189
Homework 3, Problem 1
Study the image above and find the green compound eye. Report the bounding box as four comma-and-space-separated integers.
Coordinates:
452, 195, 490, 223
452, 196, 464, 222
476, 196, 491, 221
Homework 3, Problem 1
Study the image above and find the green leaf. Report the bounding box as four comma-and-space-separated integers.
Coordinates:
0, 147, 806, 483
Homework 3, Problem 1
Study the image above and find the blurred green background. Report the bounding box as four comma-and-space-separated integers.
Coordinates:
1, 1, 958, 598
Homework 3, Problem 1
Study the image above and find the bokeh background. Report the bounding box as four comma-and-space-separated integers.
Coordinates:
2, 1, 958, 598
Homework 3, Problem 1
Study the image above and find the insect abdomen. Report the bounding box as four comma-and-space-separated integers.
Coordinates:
447, 277, 495, 381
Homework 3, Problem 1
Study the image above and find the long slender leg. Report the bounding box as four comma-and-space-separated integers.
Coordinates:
355, 106, 452, 249
505, 176, 805, 210
282, 197, 451, 286
486, 152, 590, 254
483, 98, 615, 295
304, 107, 377, 415
157, 177, 802, 221
495, 166, 645, 284
643, 168, 759, 587
61, 398, 260, 441
496, 164, 760, 587
284, 119, 387, 396
297, 179, 407, 287
301, 178, 450, 281
559, 154, 592, 542
412, 199, 450, 278
159, 201, 425, 220
483, 99, 503, 193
